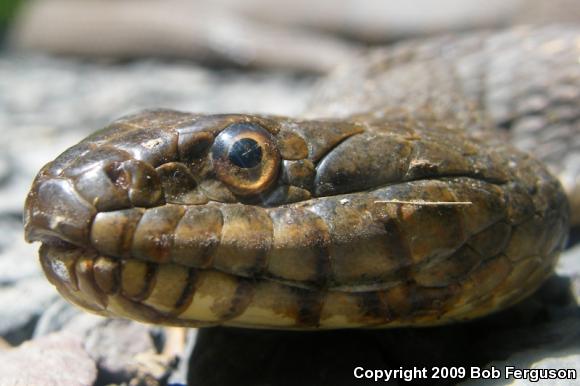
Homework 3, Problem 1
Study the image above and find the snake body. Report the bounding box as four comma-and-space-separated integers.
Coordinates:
24, 26, 576, 329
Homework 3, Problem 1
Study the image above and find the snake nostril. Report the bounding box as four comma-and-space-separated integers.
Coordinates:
104, 162, 130, 190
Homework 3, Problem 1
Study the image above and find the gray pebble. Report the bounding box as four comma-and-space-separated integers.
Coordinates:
0, 215, 44, 285
0, 154, 11, 187
0, 332, 97, 386
0, 277, 58, 345
35, 299, 175, 386
33, 298, 84, 338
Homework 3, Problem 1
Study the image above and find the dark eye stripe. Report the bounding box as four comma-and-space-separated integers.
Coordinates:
228, 138, 263, 168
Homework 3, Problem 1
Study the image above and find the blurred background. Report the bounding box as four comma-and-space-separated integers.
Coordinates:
5, 0, 580, 70
0, 1, 580, 385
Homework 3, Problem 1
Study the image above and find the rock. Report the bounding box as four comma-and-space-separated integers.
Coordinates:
0, 332, 97, 386
0, 154, 11, 187
0, 215, 45, 285
33, 298, 85, 338
83, 318, 170, 384
0, 204, 60, 346
35, 300, 177, 386
522, 355, 580, 385
167, 329, 198, 386
0, 56, 312, 132
0, 276, 58, 345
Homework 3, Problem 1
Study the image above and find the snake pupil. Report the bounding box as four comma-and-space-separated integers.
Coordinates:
228, 138, 263, 168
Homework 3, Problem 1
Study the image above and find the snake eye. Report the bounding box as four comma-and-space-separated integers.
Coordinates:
211, 122, 280, 195
228, 138, 262, 168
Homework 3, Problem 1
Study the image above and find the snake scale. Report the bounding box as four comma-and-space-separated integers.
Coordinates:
24, 26, 578, 329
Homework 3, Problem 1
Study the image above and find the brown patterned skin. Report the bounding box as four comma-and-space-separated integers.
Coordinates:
308, 25, 580, 224
24, 26, 574, 329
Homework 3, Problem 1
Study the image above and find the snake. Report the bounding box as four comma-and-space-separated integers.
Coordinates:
24, 26, 578, 329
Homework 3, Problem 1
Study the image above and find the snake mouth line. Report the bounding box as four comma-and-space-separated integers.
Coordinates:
37, 243, 460, 329
40, 242, 357, 329
40, 242, 252, 327
38, 235, 557, 330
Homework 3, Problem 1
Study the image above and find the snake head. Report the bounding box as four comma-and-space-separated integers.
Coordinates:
23, 108, 569, 328
23, 109, 365, 246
